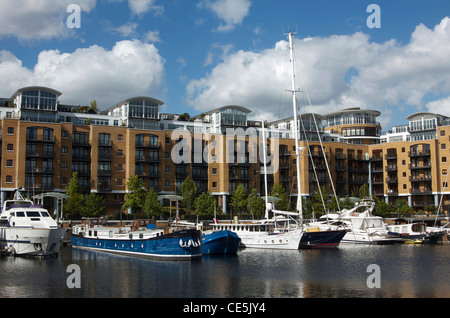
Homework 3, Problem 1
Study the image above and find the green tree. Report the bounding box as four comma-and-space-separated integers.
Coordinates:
64, 172, 84, 219
312, 185, 329, 217
181, 176, 197, 213
195, 192, 217, 218
269, 183, 288, 211
247, 188, 265, 218
231, 183, 247, 214
374, 200, 392, 217
359, 184, 370, 199
341, 197, 355, 209
82, 193, 106, 217
143, 187, 162, 219
122, 175, 146, 214
178, 112, 191, 121
89, 99, 99, 114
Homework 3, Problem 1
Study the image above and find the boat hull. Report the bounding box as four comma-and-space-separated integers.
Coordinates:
341, 231, 402, 244
0, 227, 65, 257
202, 230, 241, 254
71, 229, 202, 261
299, 229, 347, 249
239, 229, 303, 250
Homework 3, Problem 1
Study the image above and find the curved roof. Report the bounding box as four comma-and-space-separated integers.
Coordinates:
269, 113, 324, 125
323, 107, 381, 118
104, 96, 165, 113
406, 111, 449, 120
11, 86, 62, 98
200, 105, 252, 116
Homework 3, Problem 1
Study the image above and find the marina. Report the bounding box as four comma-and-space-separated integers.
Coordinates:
0, 243, 449, 298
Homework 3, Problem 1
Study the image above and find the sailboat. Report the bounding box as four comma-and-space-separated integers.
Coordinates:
272, 31, 347, 249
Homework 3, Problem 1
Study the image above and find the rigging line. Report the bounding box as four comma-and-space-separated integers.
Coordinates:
435, 161, 450, 227
294, 47, 341, 212
298, 113, 327, 215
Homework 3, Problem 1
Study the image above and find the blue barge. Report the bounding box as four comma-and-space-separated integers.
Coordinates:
71, 222, 202, 261
202, 230, 241, 254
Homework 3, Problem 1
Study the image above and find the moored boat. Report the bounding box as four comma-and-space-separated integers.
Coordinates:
299, 227, 348, 249
202, 230, 241, 254
0, 190, 65, 257
71, 221, 202, 261
387, 219, 445, 244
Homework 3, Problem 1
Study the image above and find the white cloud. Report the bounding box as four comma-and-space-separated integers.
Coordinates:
198, 0, 251, 32
0, 40, 165, 109
128, 0, 163, 16
143, 30, 162, 43
114, 22, 138, 37
426, 96, 450, 116
186, 17, 450, 127
0, 0, 96, 41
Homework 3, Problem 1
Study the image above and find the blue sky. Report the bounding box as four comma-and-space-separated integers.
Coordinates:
1, 0, 450, 130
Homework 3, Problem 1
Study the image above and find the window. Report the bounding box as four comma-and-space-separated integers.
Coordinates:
117, 164, 123, 171
6, 159, 13, 167
443, 157, 447, 163
442, 143, 447, 150
402, 160, 406, 165
165, 152, 170, 159
118, 134, 123, 141
62, 130, 69, 138
441, 130, 445, 136
118, 149, 123, 156
212, 168, 217, 175
99, 133, 111, 146
61, 177, 68, 185
62, 147, 68, 154
7, 127, 14, 134
165, 166, 170, 173
443, 169, 447, 175
6, 175, 12, 183
212, 182, 217, 188
117, 179, 123, 186
61, 162, 68, 169
402, 147, 405, 153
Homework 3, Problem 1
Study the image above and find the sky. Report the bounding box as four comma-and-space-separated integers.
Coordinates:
0, 0, 450, 130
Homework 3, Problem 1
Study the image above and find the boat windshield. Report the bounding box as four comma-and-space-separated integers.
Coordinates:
364, 218, 384, 228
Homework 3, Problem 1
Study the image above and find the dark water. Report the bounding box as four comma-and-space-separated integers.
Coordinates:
1, 244, 449, 298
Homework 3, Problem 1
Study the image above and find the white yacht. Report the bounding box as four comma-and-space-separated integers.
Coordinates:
312, 199, 402, 244
0, 191, 65, 256
212, 208, 303, 250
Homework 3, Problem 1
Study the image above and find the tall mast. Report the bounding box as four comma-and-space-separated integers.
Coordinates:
262, 120, 269, 220
288, 31, 303, 218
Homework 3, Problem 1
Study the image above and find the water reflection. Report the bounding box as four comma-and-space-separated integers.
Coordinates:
0, 244, 449, 298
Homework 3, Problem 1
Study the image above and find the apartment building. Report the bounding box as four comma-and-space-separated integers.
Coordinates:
1, 86, 449, 217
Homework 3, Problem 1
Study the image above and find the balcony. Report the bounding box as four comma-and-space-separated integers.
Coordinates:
385, 165, 398, 171
409, 176, 432, 182
385, 153, 397, 160
386, 177, 398, 183
136, 141, 161, 149
408, 150, 431, 157
97, 182, 112, 192
409, 163, 431, 170
410, 187, 432, 195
